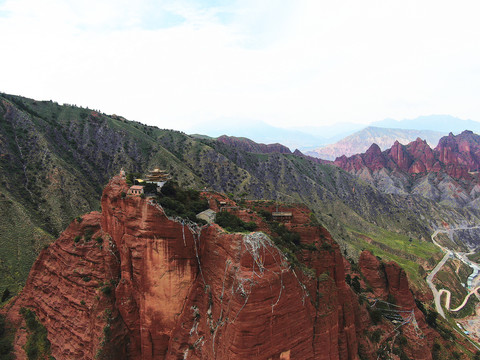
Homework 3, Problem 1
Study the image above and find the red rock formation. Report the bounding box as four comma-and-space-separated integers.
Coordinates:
388, 141, 413, 172
358, 251, 388, 299
363, 144, 387, 172
359, 251, 436, 360
406, 138, 435, 172
3, 212, 128, 359
4, 175, 369, 359
333, 131, 480, 206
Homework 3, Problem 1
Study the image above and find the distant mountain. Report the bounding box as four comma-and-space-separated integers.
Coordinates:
216, 135, 291, 154
306, 126, 446, 160
187, 118, 325, 150
372, 115, 480, 134
334, 131, 480, 213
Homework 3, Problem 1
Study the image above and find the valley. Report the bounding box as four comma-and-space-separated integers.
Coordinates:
428, 227, 480, 319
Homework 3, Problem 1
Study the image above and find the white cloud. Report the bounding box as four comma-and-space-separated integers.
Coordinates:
0, 0, 479, 132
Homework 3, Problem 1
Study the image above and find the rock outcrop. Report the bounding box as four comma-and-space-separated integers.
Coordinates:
4, 175, 364, 359
359, 251, 435, 360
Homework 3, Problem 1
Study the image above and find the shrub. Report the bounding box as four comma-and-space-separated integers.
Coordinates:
258, 209, 272, 221
1, 288, 11, 303
345, 274, 352, 286
0, 313, 14, 359
74, 236, 81, 243
126, 172, 141, 186
101, 285, 112, 297
269, 222, 301, 247
157, 181, 208, 223
95, 236, 103, 244
215, 211, 257, 233
426, 310, 438, 328
320, 242, 332, 251
370, 329, 382, 343
369, 307, 382, 325
84, 229, 94, 242
351, 276, 362, 293
20, 308, 51, 360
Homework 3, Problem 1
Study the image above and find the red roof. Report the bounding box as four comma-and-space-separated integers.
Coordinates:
130, 185, 144, 190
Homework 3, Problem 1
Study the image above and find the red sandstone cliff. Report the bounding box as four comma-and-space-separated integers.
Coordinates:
3, 175, 469, 359
358, 251, 434, 360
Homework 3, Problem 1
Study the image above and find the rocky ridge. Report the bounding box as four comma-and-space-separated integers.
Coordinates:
216, 135, 292, 154
334, 131, 480, 209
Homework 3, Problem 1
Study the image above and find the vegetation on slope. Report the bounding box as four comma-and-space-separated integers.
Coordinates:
214, 211, 257, 232
0, 314, 14, 360
0, 94, 206, 294
20, 308, 52, 360
156, 181, 209, 223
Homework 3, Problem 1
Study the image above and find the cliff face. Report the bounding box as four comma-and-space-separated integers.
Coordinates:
358, 251, 434, 360
4, 175, 365, 359
3, 211, 128, 359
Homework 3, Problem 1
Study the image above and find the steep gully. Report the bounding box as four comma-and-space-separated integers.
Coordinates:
427, 226, 480, 319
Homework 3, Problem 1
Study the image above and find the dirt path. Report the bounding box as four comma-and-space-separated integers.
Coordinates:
428, 226, 480, 318
439, 287, 480, 312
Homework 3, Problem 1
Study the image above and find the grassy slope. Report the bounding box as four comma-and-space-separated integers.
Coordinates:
0, 94, 203, 295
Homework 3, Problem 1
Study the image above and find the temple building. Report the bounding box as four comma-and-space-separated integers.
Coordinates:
145, 168, 170, 189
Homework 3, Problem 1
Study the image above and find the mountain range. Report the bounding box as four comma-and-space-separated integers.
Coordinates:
2, 93, 480, 358
186, 115, 480, 153
335, 131, 480, 214
2, 93, 480, 294
306, 126, 445, 160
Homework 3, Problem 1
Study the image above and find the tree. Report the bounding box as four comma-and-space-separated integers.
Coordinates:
1, 288, 10, 303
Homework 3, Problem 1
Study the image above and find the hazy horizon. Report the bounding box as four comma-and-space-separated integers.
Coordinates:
1, 0, 479, 133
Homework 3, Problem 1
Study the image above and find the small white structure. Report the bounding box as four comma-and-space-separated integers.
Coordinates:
128, 185, 144, 196
196, 209, 216, 224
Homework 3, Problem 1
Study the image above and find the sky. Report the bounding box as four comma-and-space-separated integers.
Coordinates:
1, 0, 480, 133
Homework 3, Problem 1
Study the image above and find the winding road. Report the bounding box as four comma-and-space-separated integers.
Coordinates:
428, 226, 480, 318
